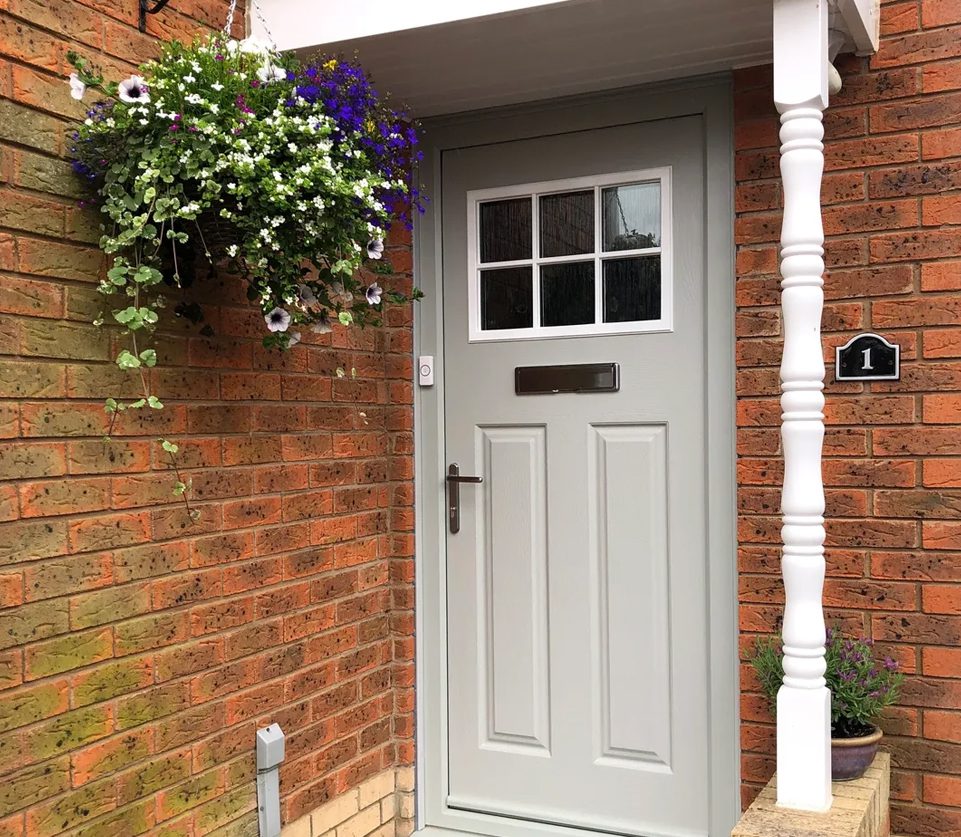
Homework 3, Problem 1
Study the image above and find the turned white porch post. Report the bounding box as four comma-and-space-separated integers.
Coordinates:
773, 0, 833, 812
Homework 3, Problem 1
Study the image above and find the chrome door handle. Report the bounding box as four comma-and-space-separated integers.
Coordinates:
447, 463, 483, 534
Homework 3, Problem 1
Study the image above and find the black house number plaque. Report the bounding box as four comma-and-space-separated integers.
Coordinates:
835, 333, 900, 381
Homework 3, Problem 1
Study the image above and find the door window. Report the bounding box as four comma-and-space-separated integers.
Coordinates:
467, 169, 672, 341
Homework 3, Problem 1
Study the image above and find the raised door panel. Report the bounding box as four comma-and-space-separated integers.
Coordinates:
589, 424, 672, 768
477, 426, 550, 753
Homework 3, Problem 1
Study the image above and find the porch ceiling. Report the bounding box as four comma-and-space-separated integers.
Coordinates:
260, 0, 774, 117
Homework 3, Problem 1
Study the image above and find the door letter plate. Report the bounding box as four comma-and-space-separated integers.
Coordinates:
515, 363, 620, 395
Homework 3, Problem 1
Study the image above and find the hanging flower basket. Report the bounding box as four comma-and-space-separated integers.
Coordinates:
68, 31, 423, 372
66, 30, 424, 513
193, 207, 241, 263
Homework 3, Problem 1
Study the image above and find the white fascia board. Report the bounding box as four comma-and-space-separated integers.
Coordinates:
252, 0, 575, 52
837, 0, 880, 54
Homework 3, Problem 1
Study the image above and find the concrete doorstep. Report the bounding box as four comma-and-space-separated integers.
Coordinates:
733, 753, 890, 837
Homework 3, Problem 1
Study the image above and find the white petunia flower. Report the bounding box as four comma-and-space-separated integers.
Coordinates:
239, 35, 271, 54
257, 62, 287, 84
329, 282, 353, 307
311, 312, 332, 334
287, 331, 302, 347
68, 73, 86, 101
265, 307, 291, 332
366, 238, 384, 260
118, 75, 150, 103
365, 283, 383, 306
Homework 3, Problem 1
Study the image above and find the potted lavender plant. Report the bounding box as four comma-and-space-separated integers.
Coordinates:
750, 628, 903, 781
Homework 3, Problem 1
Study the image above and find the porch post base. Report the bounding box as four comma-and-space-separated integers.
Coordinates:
776, 685, 832, 811
732, 752, 890, 837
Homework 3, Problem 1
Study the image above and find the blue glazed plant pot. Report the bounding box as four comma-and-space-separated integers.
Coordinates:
831, 726, 883, 781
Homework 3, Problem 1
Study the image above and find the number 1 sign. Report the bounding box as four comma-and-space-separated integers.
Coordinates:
835, 333, 900, 381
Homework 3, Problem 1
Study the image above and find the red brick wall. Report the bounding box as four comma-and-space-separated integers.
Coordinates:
0, 2, 415, 834
735, 2, 961, 833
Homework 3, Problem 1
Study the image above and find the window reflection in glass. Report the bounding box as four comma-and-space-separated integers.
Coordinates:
480, 198, 532, 263
603, 256, 661, 322
540, 191, 594, 257
540, 262, 595, 327
601, 183, 660, 252
481, 267, 533, 330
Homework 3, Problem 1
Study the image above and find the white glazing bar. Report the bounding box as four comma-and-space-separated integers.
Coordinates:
773, 0, 833, 813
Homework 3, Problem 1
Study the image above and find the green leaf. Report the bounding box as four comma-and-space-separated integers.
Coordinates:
172, 481, 187, 496
161, 440, 179, 454
338, 311, 353, 326
147, 395, 164, 409
129, 398, 146, 409
116, 349, 141, 369
104, 397, 119, 414
114, 307, 138, 325
139, 349, 157, 367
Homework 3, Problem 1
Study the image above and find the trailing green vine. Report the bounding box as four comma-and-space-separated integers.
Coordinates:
67, 33, 423, 513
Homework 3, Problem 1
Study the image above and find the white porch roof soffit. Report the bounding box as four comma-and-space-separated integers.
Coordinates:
254, 0, 879, 817
252, 0, 877, 118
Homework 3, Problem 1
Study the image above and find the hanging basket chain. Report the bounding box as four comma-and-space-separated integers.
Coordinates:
223, 0, 238, 35
223, 0, 277, 47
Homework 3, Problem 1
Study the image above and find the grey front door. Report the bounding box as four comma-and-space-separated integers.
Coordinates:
441, 115, 713, 837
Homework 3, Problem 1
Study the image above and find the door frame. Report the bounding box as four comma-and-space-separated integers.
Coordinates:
413, 75, 739, 837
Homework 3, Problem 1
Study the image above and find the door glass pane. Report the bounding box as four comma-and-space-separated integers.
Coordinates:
481, 267, 533, 330
539, 191, 594, 258
602, 182, 660, 251
540, 262, 595, 327
480, 198, 532, 263
603, 256, 660, 322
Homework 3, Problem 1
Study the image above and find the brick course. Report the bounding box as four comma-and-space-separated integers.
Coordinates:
0, 1, 415, 835
736, 2, 961, 833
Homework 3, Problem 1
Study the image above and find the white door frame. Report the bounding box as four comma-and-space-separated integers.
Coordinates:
412, 76, 739, 837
